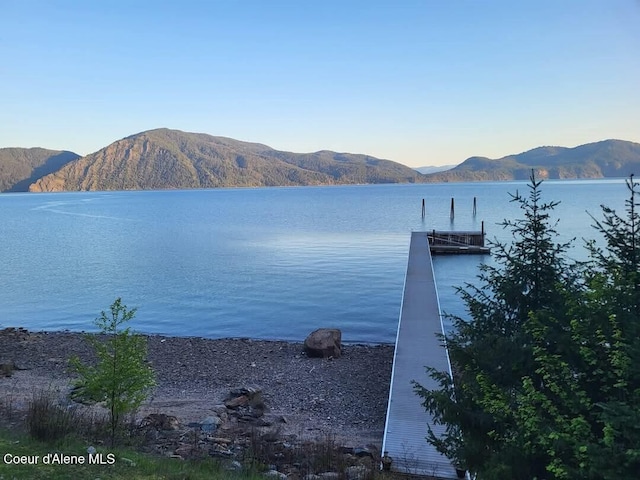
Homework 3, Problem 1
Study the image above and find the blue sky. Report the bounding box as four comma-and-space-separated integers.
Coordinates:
1, 1, 638, 167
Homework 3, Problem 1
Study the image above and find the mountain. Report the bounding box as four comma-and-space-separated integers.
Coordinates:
28, 129, 425, 192
15, 134, 640, 192
424, 139, 640, 182
0, 148, 79, 192
415, 164, 458, 174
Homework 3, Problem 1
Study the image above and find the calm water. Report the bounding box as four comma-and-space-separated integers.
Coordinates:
0, 180, 629, 343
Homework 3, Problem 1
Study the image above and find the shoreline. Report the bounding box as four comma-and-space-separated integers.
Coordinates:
1, 328, 395, 448
1, 326, 397, 346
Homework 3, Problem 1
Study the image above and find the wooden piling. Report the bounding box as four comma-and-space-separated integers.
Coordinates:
473, 197, 477, 216
450, 198, 455, 220
422, 198, 425, 218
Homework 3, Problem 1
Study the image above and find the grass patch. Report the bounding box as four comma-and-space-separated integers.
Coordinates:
26, 390, 80, 442
0, 427, 261, 480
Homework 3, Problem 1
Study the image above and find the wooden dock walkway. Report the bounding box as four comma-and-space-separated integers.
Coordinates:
382, 232, 459, 478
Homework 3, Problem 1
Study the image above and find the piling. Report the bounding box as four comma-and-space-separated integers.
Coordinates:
450, 198, 455, 220
422, 198, 425, 219
473, 197, 477, 216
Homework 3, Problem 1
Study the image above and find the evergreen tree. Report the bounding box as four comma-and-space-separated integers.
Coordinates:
577, 175, 640, 477
414, 172, 580, 478
415, 175, 640, 479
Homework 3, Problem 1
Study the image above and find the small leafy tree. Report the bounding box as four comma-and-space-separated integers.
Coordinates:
71, 298, 155, 445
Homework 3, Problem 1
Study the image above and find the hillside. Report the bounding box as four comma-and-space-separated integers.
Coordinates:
424, 139, 640, 182
0, 148, 79, 192
28, 129, 425, 192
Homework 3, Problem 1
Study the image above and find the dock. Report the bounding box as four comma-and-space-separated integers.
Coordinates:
382, 232, 459, 478
428, 229, 489, 254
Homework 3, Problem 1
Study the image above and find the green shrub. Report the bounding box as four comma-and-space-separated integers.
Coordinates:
70, 298, 155, 445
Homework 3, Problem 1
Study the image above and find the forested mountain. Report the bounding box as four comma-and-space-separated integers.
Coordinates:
424, 139, 640, 182
28, 129, 424, 192
0, 148, 79, 192
9, 133, 640, 192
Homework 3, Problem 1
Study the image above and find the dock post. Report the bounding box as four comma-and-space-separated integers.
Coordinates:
422, 198, 425, 218
473, 197, 477, 216
481, 220, 485, 246
450, 198, 455, 220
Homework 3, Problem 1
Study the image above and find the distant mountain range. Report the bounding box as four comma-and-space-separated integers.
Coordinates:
415, 164, 458, 174
0, 130, 639, 192
423, 139, 640, 182
27, 129, 423, 192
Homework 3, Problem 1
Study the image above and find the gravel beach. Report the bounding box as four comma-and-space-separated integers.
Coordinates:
0, 328, 395, 449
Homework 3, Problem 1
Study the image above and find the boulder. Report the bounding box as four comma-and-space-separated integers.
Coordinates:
304, 328, 342, 358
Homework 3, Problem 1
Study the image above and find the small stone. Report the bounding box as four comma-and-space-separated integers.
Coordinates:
264, 470, 287, 480
141, 413, 180, 431
346, 465, 368, 480
212, 404, 228, 415
225, 395, 249, 409
318, 473, 340, 480
201, 416, 221, 432
120, 457, 136, 467
211, 437, 232, 444
354, 446, 374, 458
174, 445, 195, 458
210, 447, 234, 458
225, 460, 243, 471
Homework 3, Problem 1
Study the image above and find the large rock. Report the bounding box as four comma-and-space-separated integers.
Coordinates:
304, 329, 342, 358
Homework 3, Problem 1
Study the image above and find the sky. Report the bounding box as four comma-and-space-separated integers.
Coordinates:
1, 1, 639, 167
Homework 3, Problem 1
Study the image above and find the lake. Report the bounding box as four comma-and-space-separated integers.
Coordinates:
0, 179, 629, 343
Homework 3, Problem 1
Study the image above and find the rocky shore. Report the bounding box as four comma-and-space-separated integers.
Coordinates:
0, 328, 395, 452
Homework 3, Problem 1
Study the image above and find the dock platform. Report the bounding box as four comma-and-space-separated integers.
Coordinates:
428, 230, 489, 254
382, 232, 458, 478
